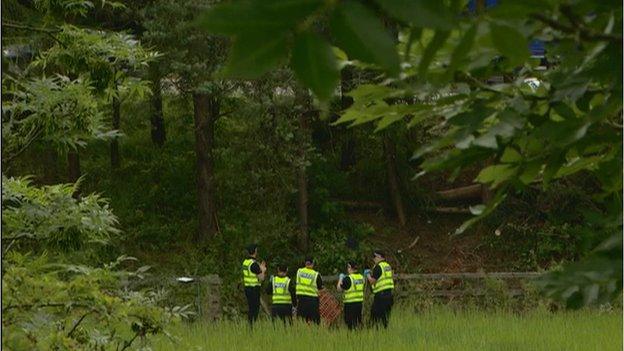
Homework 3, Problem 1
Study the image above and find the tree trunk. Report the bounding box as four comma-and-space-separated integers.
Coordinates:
296, 109, 310, 252
67, 150, 81, 198
68, 151, 81, 182
149, 64, 166, 147
193, 92, 219, 243
42, 147, 59, 184
110, 94, 121, 168
339, 67, 356, 170
383, 136, 407, 227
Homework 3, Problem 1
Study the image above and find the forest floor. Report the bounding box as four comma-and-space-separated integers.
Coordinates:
348, 210, 506, 273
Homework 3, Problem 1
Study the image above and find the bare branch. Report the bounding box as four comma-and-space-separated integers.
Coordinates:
68, 310, 95, 337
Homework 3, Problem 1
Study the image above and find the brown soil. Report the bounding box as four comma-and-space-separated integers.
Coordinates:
348, 209, 506, 274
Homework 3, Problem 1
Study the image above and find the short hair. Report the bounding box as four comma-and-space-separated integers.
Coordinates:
373, 250, 385, 258
304, 256, 314, 265
246, 244, 258, 255
277, 264, 288, 272
347, 261, 358, 270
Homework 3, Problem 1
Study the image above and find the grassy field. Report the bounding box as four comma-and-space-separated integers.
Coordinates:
150, 307, 622, 351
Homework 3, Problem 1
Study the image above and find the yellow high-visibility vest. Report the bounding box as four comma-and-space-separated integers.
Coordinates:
242, 258, 260, 287
371, 261, 394, 294
344, 273, 365, 303
295, 267, 319, 297
272, 276, 292, 305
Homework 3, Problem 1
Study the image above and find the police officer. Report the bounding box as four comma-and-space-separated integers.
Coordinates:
242, 244, 266, 326
265, 264, 296, 324
295, 256, 323, 324
336, 261, 364, 330
366, 250, 394, 328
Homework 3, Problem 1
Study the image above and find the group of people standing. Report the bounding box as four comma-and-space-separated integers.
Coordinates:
242, 244, 395, 329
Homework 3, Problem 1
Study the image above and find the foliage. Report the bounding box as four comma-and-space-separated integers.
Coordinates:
2, 75, 112, 161
32, 24, 156, 98
483, 181, 602, 269
2, 253, 187, 351
537, 225, 623, 309
199, 0, 623, 308
1, 177, 186, 350
32, 0, 125, 19
141, 0, 226, 91
2, 176, 118, 249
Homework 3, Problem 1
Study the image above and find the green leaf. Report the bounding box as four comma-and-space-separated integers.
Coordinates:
291, 32, 340, 102
518, 161, 542, 184
448, 24, 478, 74
374, 105, 413, 131
330, 1, 400, 76
489, 23, 529, 67
543, 152, 566, 184
220, 33, 290, 79
555, 155, 603, 178
500, 147, 522, 163
197, 0, 323, 35
347, 84, 402, 103
475, 164, 517, 188
373, 0, 454, 30
551, 102, 577, 120
376, 114, 405, 131
418, 30, 450, 77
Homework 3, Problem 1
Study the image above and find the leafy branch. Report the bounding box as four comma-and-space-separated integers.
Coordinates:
531, 11, 621, 44
2, 20, 66, 47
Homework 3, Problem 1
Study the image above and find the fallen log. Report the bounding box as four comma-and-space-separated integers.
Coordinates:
429, 206, 471, 214
336, 200, 383, 210
436, 184, 482, 201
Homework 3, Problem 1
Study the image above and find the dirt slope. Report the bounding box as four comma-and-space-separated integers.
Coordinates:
349, 210, 507, 273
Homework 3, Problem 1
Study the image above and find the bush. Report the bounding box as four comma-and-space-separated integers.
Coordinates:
1, 177, 184, 350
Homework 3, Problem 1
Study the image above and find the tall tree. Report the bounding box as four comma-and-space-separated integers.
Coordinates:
295, 98, 313, 252
148, 62, 166, 147
383, 133, 407, 227
142, 0, 227, 243
192, 91, 220, 241
339, 67, 356, 170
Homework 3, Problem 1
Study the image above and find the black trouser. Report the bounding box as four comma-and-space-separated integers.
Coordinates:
371, 290, 393, 328
344, 302, 362, 330
271, 304, 293, 324
244, 286, 261, 326
296, 295, 320, 324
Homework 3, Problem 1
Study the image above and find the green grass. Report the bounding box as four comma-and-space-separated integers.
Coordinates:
150, 307, 622, 351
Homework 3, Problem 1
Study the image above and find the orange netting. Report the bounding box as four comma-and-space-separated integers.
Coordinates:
319, 290, 341, 325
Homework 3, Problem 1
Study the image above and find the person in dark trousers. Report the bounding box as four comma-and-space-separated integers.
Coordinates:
366, 250, 394, 328
242, 244, 266, 327
295, 256, 323, 324
265, 264, 296, 324
336, 261, 364, 330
